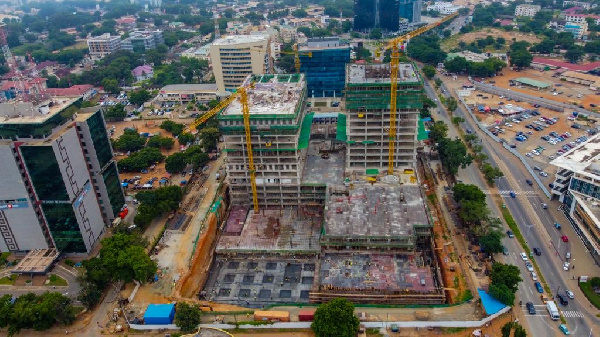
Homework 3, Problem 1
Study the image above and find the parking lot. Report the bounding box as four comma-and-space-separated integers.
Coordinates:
462, 89, 598, 187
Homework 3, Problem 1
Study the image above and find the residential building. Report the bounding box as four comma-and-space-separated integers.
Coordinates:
563, 20, 588, 39
157, 84, 222, 104
87, 33, 121, 59
563, 0, 597, 10
210, 34, 272, 92
181, 44, 211, 61
354, 0, 400, 32
132, 65, 154, 82
120, 30, 164, 53
278, 25, 298, 43
399, 0, 422, 23
515, 4, 541, 17
427, 2, 463, 14
0, 100, 125, 254
550, 134, 600, 262
564, 14, 600, 25
344, 63, 424, 171
298, 37, 351, 98
45, 85, 96, 101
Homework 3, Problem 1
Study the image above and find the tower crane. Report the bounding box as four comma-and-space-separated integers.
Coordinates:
183, 83, 259, 212
383, 13, 458, 175
279, 43, 312, 74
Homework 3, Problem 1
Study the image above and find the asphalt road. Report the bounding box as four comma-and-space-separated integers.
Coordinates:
425, 78, 598, 336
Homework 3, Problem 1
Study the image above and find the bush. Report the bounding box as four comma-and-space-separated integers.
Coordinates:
580, 280, 600, 309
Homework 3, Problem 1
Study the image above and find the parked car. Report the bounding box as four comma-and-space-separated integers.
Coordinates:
540, 172, 548, 177
563, 261, 570, 271
502, 246, 509, 255
526, 179, 533, 186
535, 282, 544, 293
531, 272, 538, 281
520, 252, 528, 261
525, 262, 534, 272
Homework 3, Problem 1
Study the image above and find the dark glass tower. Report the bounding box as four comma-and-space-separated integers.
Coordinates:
354, 0, 400, 32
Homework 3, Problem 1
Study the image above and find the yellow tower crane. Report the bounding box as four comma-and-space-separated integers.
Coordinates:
383, 13, 459, 175
279, 43, 312, 74
183, 83, 259, 212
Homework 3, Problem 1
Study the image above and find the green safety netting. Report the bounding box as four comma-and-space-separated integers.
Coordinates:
361, 140, 376, 144
297, 112, 314, 149
366, 169, 379, 175
336, 113, 347, 142
417, 120, 429, 141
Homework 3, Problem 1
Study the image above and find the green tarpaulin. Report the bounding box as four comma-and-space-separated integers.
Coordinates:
417, 120, 429, 141
297, 112, 314, 149
336, 113, 347, 142
366, 169, 379, 175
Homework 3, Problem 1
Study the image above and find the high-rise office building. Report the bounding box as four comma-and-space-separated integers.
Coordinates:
353, 0, 400, 32
399, 0, 422, 23
210, 34, 272, 92
0, 100, 125, 254
299, 37, 351, 98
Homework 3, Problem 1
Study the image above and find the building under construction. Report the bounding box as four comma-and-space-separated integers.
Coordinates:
204, 66, 444, 306
343, 63, 424, 172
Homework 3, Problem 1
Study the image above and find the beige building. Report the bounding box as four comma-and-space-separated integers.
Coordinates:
157, 84, 223, 104
210, 34, 273, 92
87, 33, 121, 59
515, 4, 541, 17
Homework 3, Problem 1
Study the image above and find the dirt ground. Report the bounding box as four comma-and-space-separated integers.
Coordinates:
442, 28, 541, 52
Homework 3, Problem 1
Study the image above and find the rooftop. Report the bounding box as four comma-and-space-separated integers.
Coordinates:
160, 83, 218, 92
570, 193, 600, 254
550, 133, 600, 178
301, 140, 345, 185
512, 77, 551, 88
212, 34, 269, 46
532, 57, 600, 72
222, 74, 305, 116
299, 37, 349, 51
0, 97, 80, 125
346, 63, 419, 84
11, 249, 60, 275
324, 183, 429, 238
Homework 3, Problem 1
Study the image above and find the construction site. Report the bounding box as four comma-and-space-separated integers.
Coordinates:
201, 64, 446, 307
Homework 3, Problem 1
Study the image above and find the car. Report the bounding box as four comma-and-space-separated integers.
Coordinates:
505, 123, 513, 127
542, 203, 548, 209
531, 272, 538, 281
502, 246, 509, 255
526, 301, 536, 314
533, 248, 541, 256
507, 230, 514, 238
509, 191, 516, 198
554, 223, 562, 230
390, 324, 399, 332
559, 324, 570, 335
520, 252, 528, 261
540, 172, 548, 177
557, 294, 569, 305
561, 235, 569, 242
566, 252, 571, 259
563, 261, 570, 270
526, 179, 533, 186
525, 262, 534, 272
535, 282, 543, 293
526, 152, 533, 157
566, 290, 574, 299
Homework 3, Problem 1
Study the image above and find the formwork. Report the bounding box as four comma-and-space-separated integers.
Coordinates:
343, 63, 424, 171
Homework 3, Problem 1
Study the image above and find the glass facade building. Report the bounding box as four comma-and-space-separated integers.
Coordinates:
103, 162, 125, 216
300, 47, 351, 98
399, 0, 422, 23
87, 110, 113, 169
354, 0, 400, 31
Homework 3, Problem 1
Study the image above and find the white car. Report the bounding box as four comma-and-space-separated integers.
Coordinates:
553, 92, 558, 96
540, 172, 548, 177
525, 262, 534, 272
531, 272, 538, 281
505, 123, 513, 127
577, 94, 583, 98
526, 153, 534, 157
565, 290, 574, 298
563, 262, 570, 271
520, 252, 528, 261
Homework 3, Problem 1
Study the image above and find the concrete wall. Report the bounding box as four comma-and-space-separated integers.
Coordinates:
52, 129, 105, 252
0, 145, 49, 252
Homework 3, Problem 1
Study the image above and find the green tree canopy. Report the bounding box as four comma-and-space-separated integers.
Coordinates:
509, 49, 533, 69
113, 129, 146, 152
174, 302, 202, 331
118, 147, 165, 172
128, 90, 152, 106
311, 298, 360, 337
429, 121, 448, 143
104, 103, 127, 121
165, 152, 189, 173
479, 230, 504, 253
422, 65, 436, 79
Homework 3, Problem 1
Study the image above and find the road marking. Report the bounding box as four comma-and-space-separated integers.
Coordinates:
523, 314, 549, 317
528, 287, 533, 295
561, 311, 584, 318
493, 190, 538, 196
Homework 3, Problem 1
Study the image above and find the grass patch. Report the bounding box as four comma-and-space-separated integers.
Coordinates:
46, 274, 68, 286
442, 327, 466, 333
427, 193, 437, 205
367, 327, 384, 336
0, 275, 17, 285
579, 282, 600, 309
237, 320, 274, 326
461, 289, 473, 302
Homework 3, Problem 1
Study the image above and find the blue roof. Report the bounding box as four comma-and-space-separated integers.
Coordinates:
478, 289, 506, 315
144, 303, 175, 324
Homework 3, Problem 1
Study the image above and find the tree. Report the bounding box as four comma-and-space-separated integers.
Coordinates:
446, 97, 458, 113
479, 230, 504, 253
104, 103, 127, 121
311, 298, 360, 337
429, 121, 448, 143
291, 9, 308, 18
165, 152, 188, 173
99, 233, 157, 283
590, 276, 600, 288
160, 120, 186, 136
482, 162, 504, 185
369, 28, 382, 39
565, 46, 585, 63
128, 89, 151, 106
101, 78, 120, 94
489, 283, 515, 305
113, 129, 146, 152
509, 49, 533, 69
451, 116, 464, 125
453, 183, 485, 203
422, 65, 436, 79
147, 136, 174, 150
444, 56, 469, 74
198, 127, 220, 151
490, 262, 522, 292
501, 322, 514, 337
174, 302, 201, 331
437, 137, 473, 175
178, 132, 195, 146
118, 147, 165, 172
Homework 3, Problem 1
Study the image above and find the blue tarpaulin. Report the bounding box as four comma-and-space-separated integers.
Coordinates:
143, 304, 175, 325
477, 289, 506, 315
121, 183, 128, 187
421, 117, 432, 122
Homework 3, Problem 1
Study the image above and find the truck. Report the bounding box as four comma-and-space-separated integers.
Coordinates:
546, 301, 560, 320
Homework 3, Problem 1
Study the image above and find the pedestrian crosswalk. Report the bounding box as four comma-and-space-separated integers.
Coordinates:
485, 190, 539, 196
561, 311, 584, 318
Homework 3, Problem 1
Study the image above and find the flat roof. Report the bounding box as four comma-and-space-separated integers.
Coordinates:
212, 34, 269, 46
301, 140, 345, 185
0, 97, 80, 125
346, 63, 419, 84
324, 183, 429, 238
222, 74, 305, 116
550, 133, 600, 178
512, 77, 551, 88
11, 249, 60, 274
160, 84, 218, 92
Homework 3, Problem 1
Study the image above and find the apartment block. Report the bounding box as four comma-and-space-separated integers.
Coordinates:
0, 100, 124, 254
87, 33, 121, 59
210, 34, 273, 92
344, 63, 423, 172
298, 37, 351, 98
515, 4, 541, 17
218, 73, 326, 208
563, 0, 597, 9
564, 20, 588, 39
157, 84, 222, 104
120, 30, 164, 53
426, 2, 462, 14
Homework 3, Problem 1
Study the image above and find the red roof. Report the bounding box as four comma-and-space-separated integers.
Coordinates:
532, 57, 600, 72
562, 7, 583, 15
46, 84, 94, 97
1, 78, 47, 91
